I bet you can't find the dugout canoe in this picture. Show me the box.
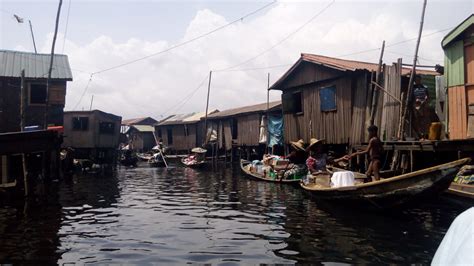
[240,159,302,184]
[300,158,471,209]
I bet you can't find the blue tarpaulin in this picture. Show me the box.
[268,115,283,147]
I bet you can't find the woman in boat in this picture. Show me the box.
[283,139,308,180]
[306,138,327,173]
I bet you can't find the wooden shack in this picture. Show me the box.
[156,110,218,153]
[121,117,158,152]
[269,53,438,146]
[205,102,282,151]
[442,14,474,139]
[0,50,73,132]
[63,110,122,164]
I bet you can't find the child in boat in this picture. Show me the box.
[348,125,383,182]
[283,139,308,180]
[306,138,327,173]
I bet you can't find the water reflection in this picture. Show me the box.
[0,163,470,264]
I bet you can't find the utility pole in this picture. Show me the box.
[370,40,385,125]
[398,0,427,140]
[20,70,29,196]
[203,71,212,144]
[44,0,63,129]
[89,95,94,111]
[29,20,37,54]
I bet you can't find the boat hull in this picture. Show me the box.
[301,158,470,209]
[181,158,206,168]
[447,183,474,199]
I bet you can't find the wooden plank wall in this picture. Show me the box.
[237,114,261,146]
[280,62,342,89]
[350,72,369,144]
[448,85,467,139]
[380,61,402,141]
[223,120,232,150]
[283,76,353,144]
[169,124,197,151]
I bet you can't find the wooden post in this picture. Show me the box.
[20,70,29,197]
[266,73,270,153]
[370,40,385,125]
[203,71,212,144]
[398,0,427,140]
[44,0,63,129]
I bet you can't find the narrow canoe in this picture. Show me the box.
[240,159,301,184]
[447,183,474,199]
[181,158,206,168]
[301,158,471,209]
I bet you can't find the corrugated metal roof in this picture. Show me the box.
[122,117,158,125]
[207,101,281,119]
[131,125,155,132]
[158,109,218,125]
[271,53,439,90]
[0,50,73,80]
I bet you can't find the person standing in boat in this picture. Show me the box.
[283,139,308,180]
[306,138,327,173]
[348,125,383,182]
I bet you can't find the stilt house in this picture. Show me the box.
[204,101,282,151]
[0,50,73,132]
[442,14,474,139]
[269,53,438,146]
[156,110,218,153]
[121,117,158,152]
[63,110,122,164]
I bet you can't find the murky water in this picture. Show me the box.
[0,163,471,264]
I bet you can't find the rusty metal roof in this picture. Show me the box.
[271,53,439,90]
[0,50,73,80]
[206,101,281,120]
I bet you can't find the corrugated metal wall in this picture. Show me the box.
[380,62,402,141]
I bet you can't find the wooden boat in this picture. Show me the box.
[181,147,207,168]
[240,159,302,183]
[148,152,166,167]
[136,153,153,161]
[447,183,474,199]
[300,158,470,209]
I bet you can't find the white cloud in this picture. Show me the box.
[36,1,460,120]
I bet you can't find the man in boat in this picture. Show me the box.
[412,75,436,140]
[282,139,308,180]
[306,138,327,173]
[348,125,383,182]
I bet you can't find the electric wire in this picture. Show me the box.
[215,0,335,72]
[92,1,276,75]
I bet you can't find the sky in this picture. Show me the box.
[1,0,473,120]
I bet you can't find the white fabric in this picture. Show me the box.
[432,207,474,266]
[259,115,267,144]
[330,171,355,188]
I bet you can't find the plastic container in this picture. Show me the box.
[24,125,40,132]
[428,122,442,140]
[47,126,64,133]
